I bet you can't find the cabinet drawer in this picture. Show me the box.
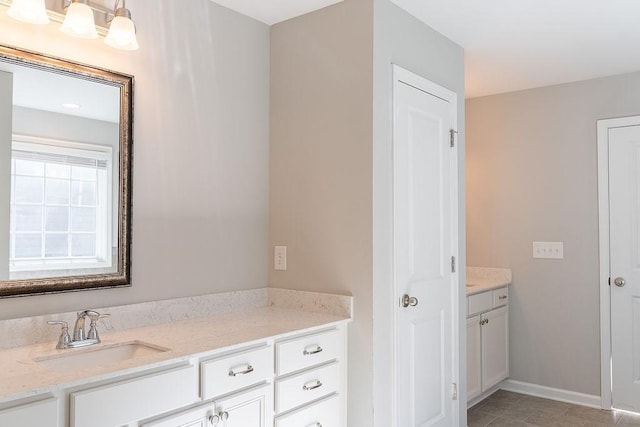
[275,362,341,414]
[201,345,273,400]
[71,365,198,427]
[468,291,492,316]
[493,287,509,307]
[0,398,58,427]
[275,393,340,427]
[276,328,342,376]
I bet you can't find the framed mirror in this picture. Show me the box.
[0,44,133,297]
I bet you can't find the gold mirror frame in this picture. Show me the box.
[0,44,133,298]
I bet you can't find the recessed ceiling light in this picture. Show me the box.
[62,103,81,109]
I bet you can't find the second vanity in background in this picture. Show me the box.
[466,267,512,406]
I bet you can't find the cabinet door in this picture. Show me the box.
[481,306,509,392]
[466,315,482,401]
[141,403,214,427]
[0,398,58,427]
[215,384,272,427]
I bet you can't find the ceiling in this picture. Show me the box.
[212,0,343,25]
[0,62,120,123]
[389,0,640,98]
[215,0,640,99]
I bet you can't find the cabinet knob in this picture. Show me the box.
[209,414,220,425]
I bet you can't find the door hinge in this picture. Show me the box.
[451,256,456,273]
[452,383,458,400]
[450,129,458,148]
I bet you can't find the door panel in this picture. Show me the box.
[393,67,457,427]
[610,125,640,411]
[481,307,509,392]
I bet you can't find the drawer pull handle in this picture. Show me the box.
[498,296,507,300]
[304,345,323,356]
[228,364,254,377]
[303,380,323,391]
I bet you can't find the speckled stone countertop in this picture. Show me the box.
[466,267,512,296]
[0,289,352,404]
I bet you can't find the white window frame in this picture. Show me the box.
[9,135,113,273]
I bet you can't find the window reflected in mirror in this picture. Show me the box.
[0,44,132,297]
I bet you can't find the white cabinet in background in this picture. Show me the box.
[0,397,58,427]
[482,306,509,392]
[466,316,482,400]
[467,286,509,403]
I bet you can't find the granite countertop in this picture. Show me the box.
[0,306,350,404]
[466,266,512,296]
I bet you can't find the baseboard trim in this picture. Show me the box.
[499,379,601,409]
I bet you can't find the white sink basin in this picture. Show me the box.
[35,341,170,371]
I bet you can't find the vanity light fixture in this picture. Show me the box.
[104,0,138,51]
[60,0,98,39]
[6,0,50,25]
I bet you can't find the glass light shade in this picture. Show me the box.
[60,2,98,39]
[7,0,50,25]
[105,15,139,51]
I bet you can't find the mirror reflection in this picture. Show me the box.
[0,45,132,296]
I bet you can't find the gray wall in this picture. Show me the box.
[13,106,119,147]
[0,72,11,280]
[0,0,270,319]
[269,1,374,425]
[466,71,640,396]
[372,0,466,424]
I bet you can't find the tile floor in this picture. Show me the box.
[468,390,640,426]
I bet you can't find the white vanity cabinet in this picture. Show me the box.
[273,327,346,425]
[0,397,59,426]
[467,286,509,403]
[0,320,348,427]
[144,384,272,427]
[71,365,199,427]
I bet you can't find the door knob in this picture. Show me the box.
[401,294,419,308]
[614,277,626,287]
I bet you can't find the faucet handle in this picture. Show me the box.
[47,321,71,349]
[86,311,110,342]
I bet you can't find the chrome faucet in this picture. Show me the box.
[47,310,110,349]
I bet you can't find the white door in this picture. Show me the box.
[606,121,640,411]
[393,65,458,427]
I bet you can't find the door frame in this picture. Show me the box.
[391,64,460,426]
[597,115,640,410]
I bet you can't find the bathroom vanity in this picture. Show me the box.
[0,289,351,427]
[466,267,512,406]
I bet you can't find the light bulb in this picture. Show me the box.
[7,0,50,25]
[60,2,98,39]
[105,10,138,51]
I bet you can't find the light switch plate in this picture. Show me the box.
[274,246,287,271]
[533,241,564,259]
